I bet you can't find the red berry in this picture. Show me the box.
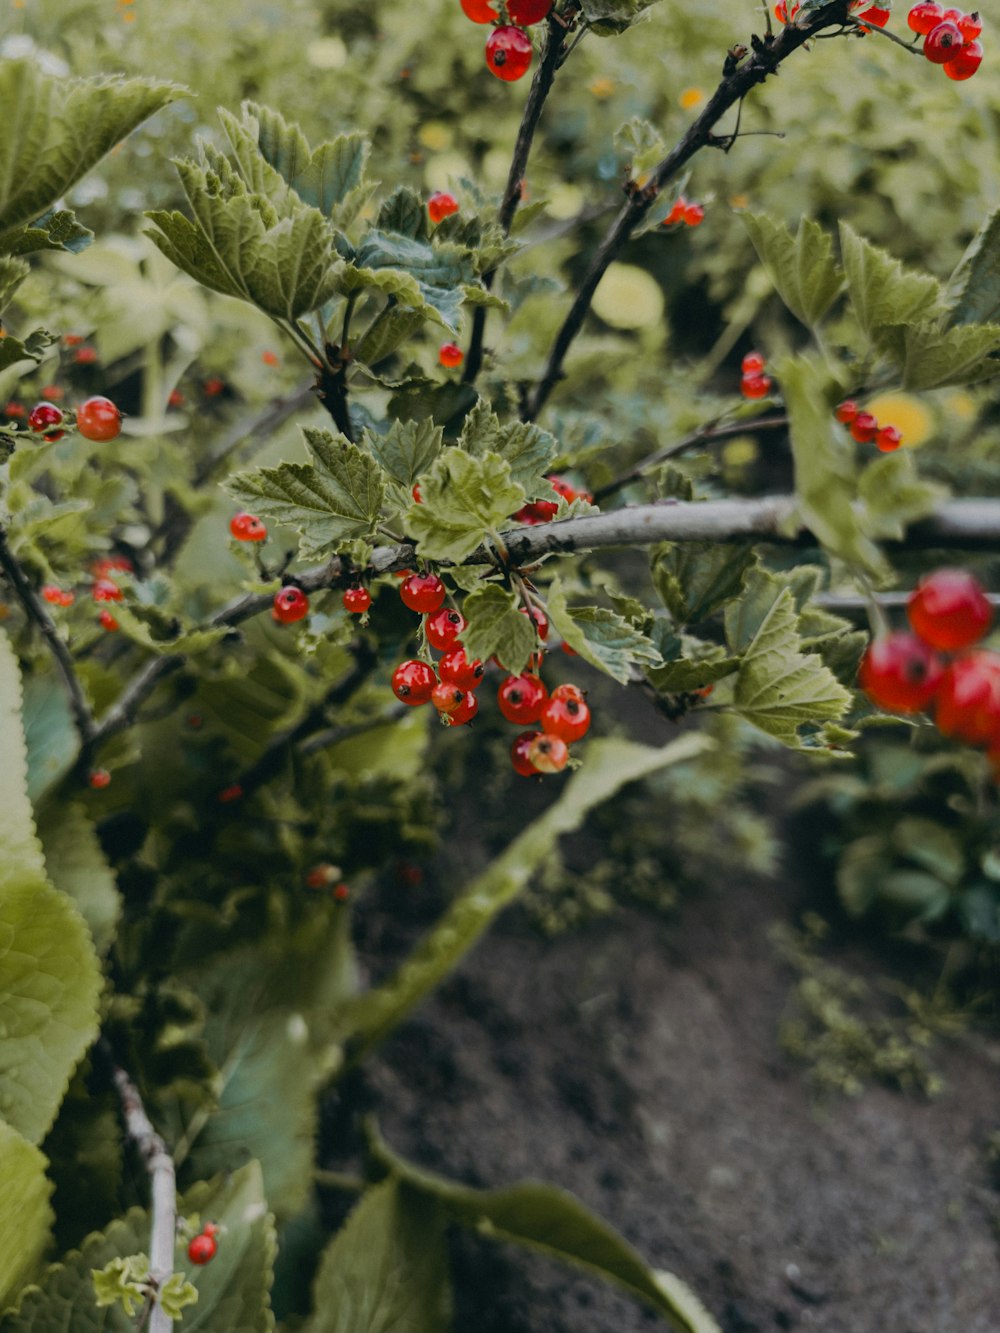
[3,401,25,417]
[923,19,964,60]
[444,691,479,726]
[272,587,310,624]
[439,341,464,369]
[261,349,280,367]
[431,680,466,714]
[857,3,891,25]
[63,334,85,347]
[907,568,992,650]
[428,190,460,222]
[332,883,350,902]
[73,346,98,365]
[485,25,533,81]
[392,659,437,705]
[540,694,591,743]
[849,411,878,444]
[217,783,244,804]
[741,351,766,375]
[498,672,548,724]
[168,389,184,407]
[835,400,859,424]
[513,500,560,524]
[98,609,120,632]
[439,646,485,691]
[943,38,983,77]
[87,768,111,790]
[520,604,549,640]
[663,198,687,226]
[908,0,943,29]
[508,0,553,24]
[511,730,542,776]
[741,374,772,399]
[957,9,982,39]
[92,555,133,577]
[400,573,446,614]
[92,578,122,603]
[551,683,586,704]
[76,396,121,443]
[305,863,338,890]
[858,632,945,714]
[28,402,65,439]
[682,202,705,227]
[343,586,372,614]
[460,0,498,22]
[412,483,423,504]
[875,425,903,452]
[426,607,467,650]
[528,732,570,773]
[230,512,267,541]
[40,385,63,402]
[203,376,225,397]
[42,584,66,604]
[187,1233,218,1266]
[935,651,1000,745]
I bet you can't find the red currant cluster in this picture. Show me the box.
[834,400,902,452]
[740,351,773,400]
[505,676,591,776]
[513,473,592,525]
[304,862,350,900]
[186,1222,219,1266]
[859,569,1000,772]
[459,0,553,82]
[41,554,132,631]
[662,197,705,228]
[909,3,983,79]
[391,576,484,726]
[21,395,122,444]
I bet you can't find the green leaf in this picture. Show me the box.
[0,329,53,373]
[241,103,371,218]
[898,319,1000,390]
[21,679,78,805]
[724,564,820,653]
[943,206,1000,326]
[353,306,426,368]
[579,0,664,33]
[364,420,443,490]
[304,1180,450,1333]
[340,734,712,1063]
[103,603,228,657]
[38,804,121,957]
[645,628,739,694]
[354,230,476,331]
[857,450,947,542]
[227,428,384,556]
[459,584,537,676]
[733,590,852,749]
[891,817,964,885]
[91,1255,150,1318]
[838,221,941,347]
[5,211,93,256]
[0,62,180,242]
[460,400,559,494]
[742,213,843,329]
[0,258,29,315]
[546,578,662,684]
[370,1128,719,1333]
[404,450,524,562]
[376,186,429,241]
[0,1122,52,1313]
[650,542,755,625]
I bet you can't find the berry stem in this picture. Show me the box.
[843,15,925,52]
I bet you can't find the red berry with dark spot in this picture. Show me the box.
[528,732,570,773]
[835,400,858,424]
[858,632,945,714]
[551,683,586,704]
[460,0,498,23]
[875,425,903,452]
[540,694,591,743]
[508,0,553,24]
[445,691,479,726]
[428,190,460,222]
[498,672,548,724]
[272,587,310,623]
[439,646,485,691]
[957,10,982,39]
[923,19,964,60]
[486,25,533,81]
[520,604,549,640]
[943,38,983,78]
[439,342,464,368]
[907,568,993,651]
[343,586,372,614]
[850,411,878,444]
[511,730,541,776]
[28,402,65,439]
[230,512,267,541]
[187,1233,218,1265]
[426,607,467,650]
[77,395,121,442]
[92,578,122,603]
[908,0,943,31]
[392,659,437,705]
[431,680,466,715]
[400,573,446,614]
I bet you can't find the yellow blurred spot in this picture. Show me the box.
[864,392,934,448]
[729,193,750,210]
[592,263,664,330]
[547,183,584,220]
[0,604,10,621]
[941,389,976,423]
[418,122,453,153]
[588,76,616,99]
[307,36,348,69]
[722,437,758,468]
[123,10,136,19]
[635,171,650,189]
[679,87,705,110]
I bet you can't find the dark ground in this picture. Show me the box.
[353,829,1000,1333]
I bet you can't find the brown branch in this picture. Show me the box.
[523,0,852,421]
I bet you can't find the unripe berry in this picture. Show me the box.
[28,402,65,439]
[858,632,945,714]
[76,395,122,442]
[908,0,944,29]
[400,572,446,614]
[343,586,372,614]
[428,190,460,222]
[439,342,464,368]
[528,733,570,773]
[425,607,467,650]
[507,0,553,23]
[272,586,310,624]
[497,672,548,724]
[849,411,878,444]
[875,425,903,452]
[392,659,437,705]
[943,38,983,78]
[907,568,992,650]
[187,1233,218,1266]
[230,512,267,541]
[923,19,964,61]
[485,25,533,81]
[431,680,466,715]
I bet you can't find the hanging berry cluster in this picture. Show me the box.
[18,394,122,444]
[459,0,554,82]
[909,4,983,80]
[859,569,1000,774]
[512,473,592,524]
[662,197,705,228]
[740,351,773,399]
[834,400,902,452]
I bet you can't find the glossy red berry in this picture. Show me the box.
[460,0,499,22]
[76,395,121,442]
[187,1233,218,1266]
[426,607,467,650]
[834,400,858,424]
[428,190,460,222]
[858,632,945,714]
[908,0,943,29]
[528,732,570,774]
[520,604,549,640]
[943,38,983,77]
[935,651,1000,745]
[923,19,964,60]
[272,587,310,624]
[230,512,267,541]
[439,342,464,369]
[540,694,591,743]
[87,768,111,790]
[663,198,687,225]
[513,500,560,524]
[392,659,437,705]
[511,730,542,776]
[875,425,903,452]
[42,584,67,605]
[98,609,120,632]
[486,25,533,81]
[682,202,705,227]
[28,402,66,439]
[857,4,891,26]
[741,374,772,399]
[551,683,586,704]
[439,646,486,691]
[431,680,466,714]
[92,578,122,603]
[445,690,479,726]
[508,0,553,22]
[907,568,993,650]
[498,672,548,724]
[741,351,766,375]
[957,9,981,39]
[343,586,372,614]
[849,411,878,444]
[400,573,446,614]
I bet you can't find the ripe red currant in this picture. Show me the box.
[98,609,120,632]
[439,342,464,369]
[87,768,111,790]
[908,0,943,30]
[551,682,586,704]
[849,411,878,444]
[935,651,1000,744]
[907,568,992,650]
[875,425,903,452]
[392,659,437,705]
[445,690,479,726]
[520,604,549,640]
[741,374,772,399]
[426,607,467,650]
[540,694,591,743]
[73,345,98,365]
[943,38,983,78]
[343,586,372,614]
[92,578,122,603]
[957,9,981,39]
[923,19,964,60]
[28,402,66,440]
[42,584,67,605]
[272,586,310,624]
[439,646,486,691]
[460,0,498,22]
[485,25,533,81]
[41,385,63,402]
[682,202,705,227]
[513,500,560,524]
[742,351,766,375]
[230,512,267,541]
[332,883,350,902]
[834,400,858,424]
[507,0,553,22]
[528,733,570,774]
[187,1233,218,1266]
[510,731,541,776]
[663,198,687,225]
[858,632,945,714]
[857,3,891,26]
[498,672,548,724]
[431,680,466,715]
[400,573,446,614]
[428,190,460,222]
[76,395,122,442]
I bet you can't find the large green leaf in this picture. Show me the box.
[340,734,711,1063]
[943,206,1000,327]
[460,400,559,495]
[0,259,29,316]
[838,221,941,348]
[898,319,1000,390]
[404,450,524,563]
[579,0,664,33]
[0,634,102,1145]
[38,804,121,957]
[228,427,384,555]
[304,1180,450,1333]
[743,213,843,329]
[370,1129,720,1333]
[546,578,662,684]
[353,230,476,330]
[459,584,537,676]
[0,62,179,241]
[651,542,755,626]
[20,680,79,805]
[243,103,371,219]
[364,420,443,490]
[857,451,946,542]
[0,1123,52,1314]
